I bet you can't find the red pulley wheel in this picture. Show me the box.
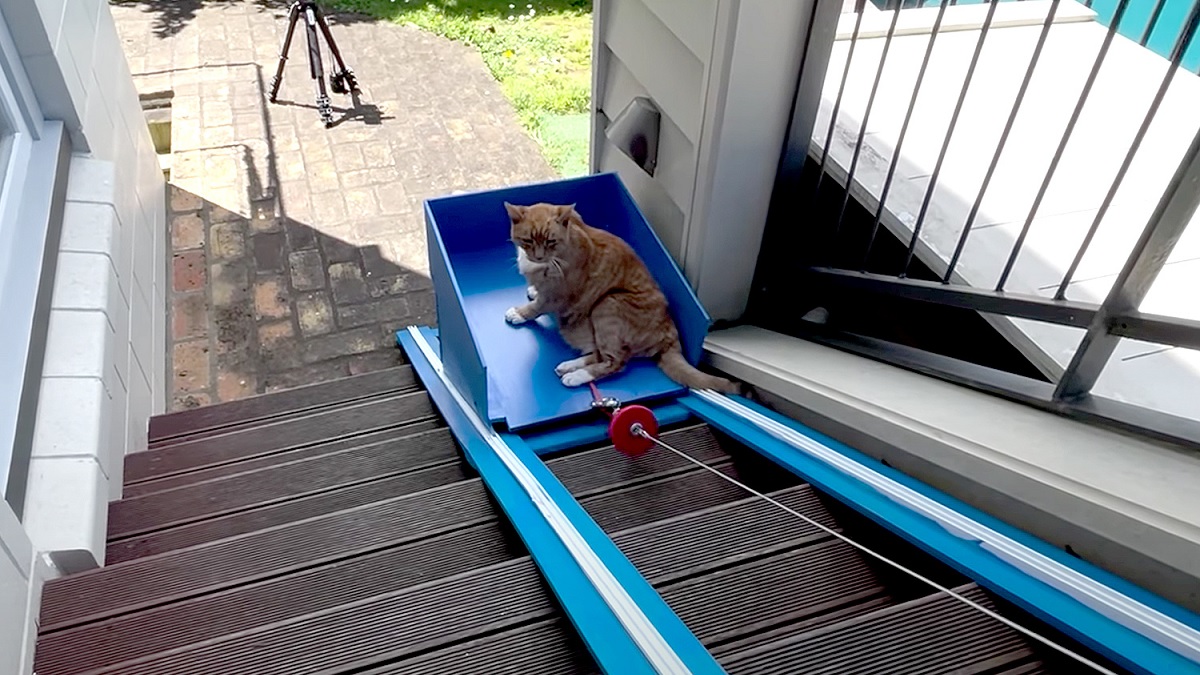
[609,404,658,457]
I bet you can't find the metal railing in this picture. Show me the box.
[754,0,1200,450]
[1089,0,1200,72]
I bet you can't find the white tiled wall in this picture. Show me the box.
[20,0,167,558]
[0,0,164,624]
[0,0,166,670]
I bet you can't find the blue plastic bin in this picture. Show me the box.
[424,173,711,431]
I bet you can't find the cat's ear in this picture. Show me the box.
[503,202,526,223]
[556,203,577,226]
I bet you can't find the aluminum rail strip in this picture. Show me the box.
[400,326,724,675]
[682,390,1200,675]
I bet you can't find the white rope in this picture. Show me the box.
[631,423,1121,675]
[698,391,1200,651]
[692,389,1200,663]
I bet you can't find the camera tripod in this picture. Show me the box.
[268,1,359,128]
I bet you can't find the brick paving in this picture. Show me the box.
[111,0,559,409]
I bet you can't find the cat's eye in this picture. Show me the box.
[546,239,557,248]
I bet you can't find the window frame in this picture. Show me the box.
[0,4,69,515]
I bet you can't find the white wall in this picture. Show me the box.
[591,0,811,320]
[15,0,167,550]
[0,503,47,675]
[0,0,166,671]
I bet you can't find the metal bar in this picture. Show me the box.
[834,2,905,241]
[900,0,1003,277]
[861,0,953,269]
[1056,0,1200,299]
[766,0,841,193]
[945,0,1063,287]
[813,0,869,205]
[1055,125,1200,400]
[786,326,1200,451]
[1140,0,1167,45]
[991,0,1129,290]
[809,266,1098,327]
[810,267,1200,350]
[1110,312,1200,352]
[753,0,841,307]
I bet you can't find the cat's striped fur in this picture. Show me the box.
[503,202,740,394]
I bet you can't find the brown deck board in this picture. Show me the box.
[721,585,1035,674]
[121,418,444,499]
[106,461,474,564]
[38,481,840,675]
[40,478,497,632]
[36,523,520,675]
[108,427,461,539]
[36,362,1068,675]
[148,366,417,445]
[363,619,598,675]
[124,390,436,484]
[41,426,729,631]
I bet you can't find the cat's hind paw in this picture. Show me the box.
[555,356,590,377]
[560,369,595,387]
[526,285,538,301]
[504,307,528,325]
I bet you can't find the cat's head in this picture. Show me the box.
[505,202,578,267]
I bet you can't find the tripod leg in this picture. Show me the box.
[312,6,359,93]
[303,6,334,127]
[269,3,301,102]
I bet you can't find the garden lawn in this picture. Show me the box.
[327,0,593,175]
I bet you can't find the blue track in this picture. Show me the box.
[401,321,1200,674]
[400,326,724,675]
[682,390,1200,675]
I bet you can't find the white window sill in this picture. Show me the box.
[704,325,1200,614]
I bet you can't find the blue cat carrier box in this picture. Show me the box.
[424,172,712,431]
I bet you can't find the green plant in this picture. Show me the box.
[328,0,592,174]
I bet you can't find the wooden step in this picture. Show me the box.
[149,365,418,446]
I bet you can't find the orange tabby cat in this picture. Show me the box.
[503,201,740,394]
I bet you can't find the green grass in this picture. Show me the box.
[533,111,590,176]
[327,0,593,175]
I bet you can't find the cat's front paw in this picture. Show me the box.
[526,285,538,301]
[560,369,595,387]
[504,307,528,325]
[555,356,590,377]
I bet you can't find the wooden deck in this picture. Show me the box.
[819,0,1200,421]
[32,362,1084,674]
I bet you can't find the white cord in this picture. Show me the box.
[631,424,1121,675]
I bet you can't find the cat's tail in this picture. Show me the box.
[657,345,742,395]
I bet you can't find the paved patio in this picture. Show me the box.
[110,0,558,409]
